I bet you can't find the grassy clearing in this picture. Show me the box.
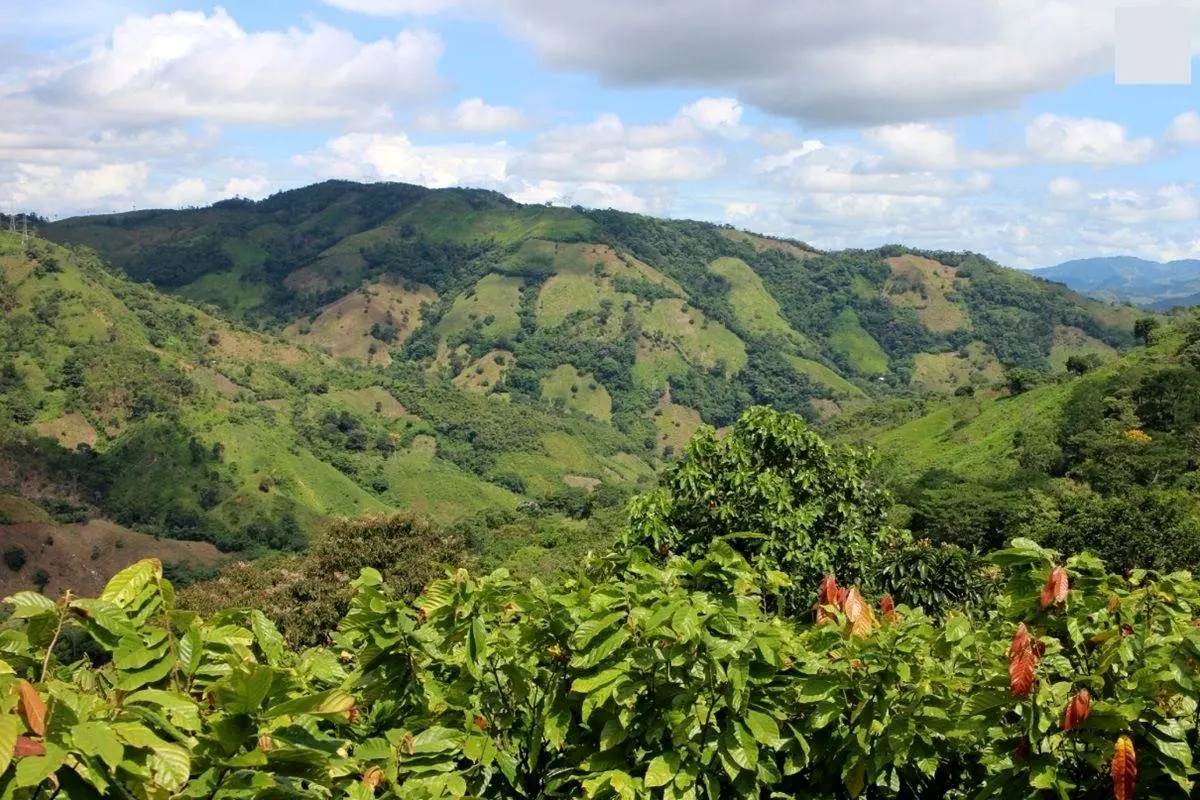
[326,387,412,421]
[0,496,52,524]
[541,364,613,421]
[453,350,513,394]
[638,300,747,374]
[873,380,1075,482]
[785,355,865,398]
[633,337,691,392]
[719,229,819,260]
[437,273,522,340]
[396,197,596,245]
[377,448,519,520]
[284,280,435,366]
[33,412,98,449]
[884,255,971,333]
[829,308,889,375]
[709,257,807,343]
[1049,326,1118,371]
[910,342,1005,392]
[652,401,704,455]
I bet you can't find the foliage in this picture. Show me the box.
[2,548,25,572]
[180,513,466,646]
[623,406,895,611]
[4,536,1200,799]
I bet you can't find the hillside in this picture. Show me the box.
[45,181,1140,441]
[832,318,1200,572]
[1033,254,1200,308]
[0,230,657,565]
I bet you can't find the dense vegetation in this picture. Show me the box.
[44,181,1140,437]
[3,407,1198,798]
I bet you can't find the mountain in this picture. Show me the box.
[1032,255,1200,308]
[0,229,657,569]
[44,180,1139,441]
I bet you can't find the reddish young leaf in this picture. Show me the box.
[13,737,45,758]
[842,588,876,638]
[1111,736,1136,800]
[1062,688,1091,731]
[17,681,45,736]
[879,593,897,623]
[835,587,850,607]
[1014,737,1030,763]
[1039,565,1069,609]
[818,574,839,607]
[363,766,385,792]
[1008,624,1037,697]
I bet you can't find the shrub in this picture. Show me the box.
[2,546,26,571]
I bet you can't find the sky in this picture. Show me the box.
[4,1,1200,268]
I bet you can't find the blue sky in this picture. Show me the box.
[4,0,1200,267]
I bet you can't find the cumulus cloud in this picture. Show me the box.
[493,0,1127,125]
[755,140,992,197]
[1165,111,1200,144]
[298,132,512,187]
[2,161,148,209]
[1025,114,1154,166]
[415,98,527,132]
[34,8,445,125]
[1048,176,1082,197]
[161,177,209,207]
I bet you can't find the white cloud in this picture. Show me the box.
[35,8,445,125]
[161,177,208,207]
[493,0,1132,125]
[416,98,527,132]
[223,176,271,199]
[322,0,459,16]
[1165,111,1200,144]
[299,132,512,188]
[680,97,743,134]
[3,161,148,208]
[1048,176,1082,197]
[1084,184,1199,225]
[508,180,652,213]
[755,140,992,196]
[1025,114,1154,166]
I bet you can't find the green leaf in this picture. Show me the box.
[4,592,55,619]
[13,744,65,788]
[264,689,355,720]
[645,754,679,788]
[101,559,162,608]
[216,666,274,714]
[746,710,781,747]
[0,713,18,776]
[71,721,124,769]
[150,743,191,791]
[571,628,630,670]
[249,610,286,667]
[178,624,202,676]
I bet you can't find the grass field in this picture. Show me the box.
[910,342,1005,392]
[638,300,747,374]
[541,364,613,421]
[653,401,705,455]
[709,257,808,343]
[1049,325,1118,371]
[284,280,435,365]
[633,336,691,392]
[786,355,866,397]
[437,273,523,341]
[884,255,971,333]
[829,308,889,375]
[453,350,513,394]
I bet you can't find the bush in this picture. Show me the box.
[2,546,26,571]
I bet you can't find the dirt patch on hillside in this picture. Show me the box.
[33,413,97,449]
[214,330,307,366]
[285,280,436,366]
[0,519,224,598]
[720,229,819,260]
[884,255,970,333]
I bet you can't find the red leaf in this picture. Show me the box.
[13,736,45,758]
[880,593,897,623]
[1111,736,1136,800]
[818,574,839,607]
[1039,565,1069,609]
[1008,624,1038,697]
[1062,688,1091,731]
[842,588,876,638]
[17,681,45,736]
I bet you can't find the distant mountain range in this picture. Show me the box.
[1032,256,1200,309]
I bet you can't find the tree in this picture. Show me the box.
[623,406,896,610]
[1134,316,1160,345]
[1064,353,1101,375]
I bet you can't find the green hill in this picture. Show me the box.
[44,181,1142,440]
[0,230,657,558]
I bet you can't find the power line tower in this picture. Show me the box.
[20,213,28,244]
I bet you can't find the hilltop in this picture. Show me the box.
[45,180,1140,448]
[0,230,657,575]
[1033,254,1200,308]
